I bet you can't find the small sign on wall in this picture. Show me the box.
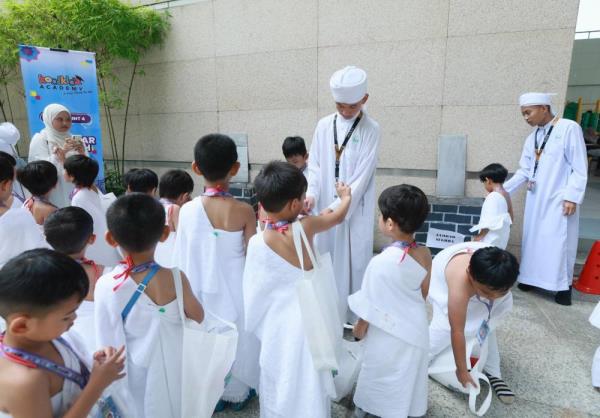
[426,228,465,249]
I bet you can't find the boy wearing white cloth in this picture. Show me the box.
[349,184,432,418]
[471,163,513,249]
[244,161,351,418]
[174,134,259,410]
[504,92,587,305]
[64,155,120,267]
[0,249,125,418]
[0,157,46,268]
[428,243,519,404]
[155,170,193,268]
[95,194,204,418]
[305,66,380,322]
[44,207,108,357]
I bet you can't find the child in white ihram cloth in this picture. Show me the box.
[428,242,519,405]
[44,207,111,358]
[470,163,513,249]
[95,193,204,418]
[64,155,120,267]
[155,169,193,268]
[349,184,432,418]
[244,161,352,418]
[174,134,259,410]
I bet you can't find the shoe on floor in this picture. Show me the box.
[517,283,535,292]
[230,389,256,411]
[485,373,515,404]
[555,287,572,306]
[214,399,228,413]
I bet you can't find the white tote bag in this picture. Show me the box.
[428,338,492,416]
[332,339,364,401]
[293,221,343,372]
[173,269,239,418]
[590,301,600,329]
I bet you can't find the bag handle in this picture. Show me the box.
[121,264,160,323]
[468,372,492,416]
[292,221,318,273]
[173,268,186,324]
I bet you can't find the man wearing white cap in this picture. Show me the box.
[305,66,381,322]
[504,92,587,305]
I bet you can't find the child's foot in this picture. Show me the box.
[517,283,535,292]
[555,287,572,306]
[214,399,229,413]
[230,389,256,411]
[485,373,515,404]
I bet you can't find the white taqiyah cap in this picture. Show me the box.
[330,66,367,104]
[519,92,559,114]
[0,122,20,146]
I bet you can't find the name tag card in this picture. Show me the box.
[426,228,465,249]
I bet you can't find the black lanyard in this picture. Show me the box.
[532,124,554,179]
[333,113,362,181]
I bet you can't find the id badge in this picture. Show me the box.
[527,180,536,192]
[97,395,123,418]
[477,320,490,345]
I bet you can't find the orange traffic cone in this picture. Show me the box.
[574,241,600,295]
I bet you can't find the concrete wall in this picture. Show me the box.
[566,38,600,106]
[1,0,580,253]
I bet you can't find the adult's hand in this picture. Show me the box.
[563,200,577,216]
[54,146,66,164]
[304,196,315,212]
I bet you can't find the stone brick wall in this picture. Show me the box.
[230,182,258,212]
[415,196,484,254]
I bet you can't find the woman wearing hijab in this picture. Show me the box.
[28,104,86,207]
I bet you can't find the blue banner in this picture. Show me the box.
[19,45,105,190]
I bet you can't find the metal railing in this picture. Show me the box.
[575,30,600,40]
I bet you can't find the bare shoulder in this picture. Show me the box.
[0,361,48,400]
[411,246,432,270]
[232,199,256,219]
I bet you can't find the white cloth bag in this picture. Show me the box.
[173,269,238,418]
[332,339,364,401]
[428,337,492,416]
[293,221,343,372]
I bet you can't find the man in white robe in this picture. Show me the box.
[305,66,380,322]
[504,92,588,305]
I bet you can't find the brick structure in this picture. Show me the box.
[229,182,258,212]
[415,196,484,255]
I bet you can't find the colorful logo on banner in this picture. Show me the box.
[19,45,105,190]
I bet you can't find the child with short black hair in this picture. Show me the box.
[45,207,105,356]
[428,243,519,405]
[0,158,46,267]
[64,155,120,267]
[174,134,259,410]
[95,193,204,418]
[123,168,158,195]
[155,169,194,268]
[17,160,58,225]
[282,136,309,176]
[349,184,432,418]
[470,163,513,249]
[0,249,125,418]
[244,160,352,417]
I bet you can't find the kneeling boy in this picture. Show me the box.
[428,242,519,404]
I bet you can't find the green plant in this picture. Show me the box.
[103,167,126,197]
[0,0,170,174]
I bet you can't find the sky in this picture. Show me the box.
[576,0,600,32]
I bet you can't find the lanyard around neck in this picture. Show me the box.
[532,117,559,179]
[333,113,362,181]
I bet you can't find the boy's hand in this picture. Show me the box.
[335,182,351,199]
[352,319,368,340]
[456,368,478,390]
[89,345,126,389]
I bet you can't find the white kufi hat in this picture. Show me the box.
[519,92,556,114]
[330,66,368,104]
